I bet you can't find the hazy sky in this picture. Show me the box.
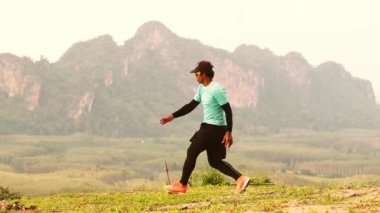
[1,0,379,102]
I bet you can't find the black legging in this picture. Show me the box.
[180,123,241,185]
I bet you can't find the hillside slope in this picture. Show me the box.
[0,21,379,136]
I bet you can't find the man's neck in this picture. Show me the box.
[202,78,212,87]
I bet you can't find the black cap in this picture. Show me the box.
[190,60,214,77]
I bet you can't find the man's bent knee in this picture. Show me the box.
[208,159,222,169]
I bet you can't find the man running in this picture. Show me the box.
[160,60,250,194]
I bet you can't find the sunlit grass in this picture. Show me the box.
[19,184,380,212]
[0,130,379,197]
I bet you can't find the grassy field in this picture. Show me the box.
[0,129,379,196]
[14,184,380,212]
[0,129,379,212]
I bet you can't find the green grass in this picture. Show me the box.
[18,184,379,212]
[0,129,379,196]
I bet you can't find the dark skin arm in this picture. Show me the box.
[159,114,174,125]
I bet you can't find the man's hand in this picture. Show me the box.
[222,131,233,148]
[160,114,174,125]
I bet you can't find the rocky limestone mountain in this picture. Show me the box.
[0,21,379,136]
[0,54,41,111]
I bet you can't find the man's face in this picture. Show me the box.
[194,71,205,84]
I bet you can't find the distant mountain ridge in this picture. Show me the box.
[0,21,379,136]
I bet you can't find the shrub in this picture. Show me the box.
[0,186,21,200]
[190,169,227,186]
[250,174,272,185]
[299,169,315,176]
[202,169,227,186]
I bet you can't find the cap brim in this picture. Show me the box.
[189,69,197,73]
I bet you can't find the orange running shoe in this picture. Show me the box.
[236,176,250,194]
[166,181,187,194]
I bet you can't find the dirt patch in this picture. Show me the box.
[1,200,37,211]
[284,204,348,213]
[283,187,380,213]
[154,201,211,211]
[337,189,368,198]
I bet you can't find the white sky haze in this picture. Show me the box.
[1,0,379,102]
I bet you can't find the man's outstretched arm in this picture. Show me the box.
[160,99,199,125]
[172,99,200,118]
